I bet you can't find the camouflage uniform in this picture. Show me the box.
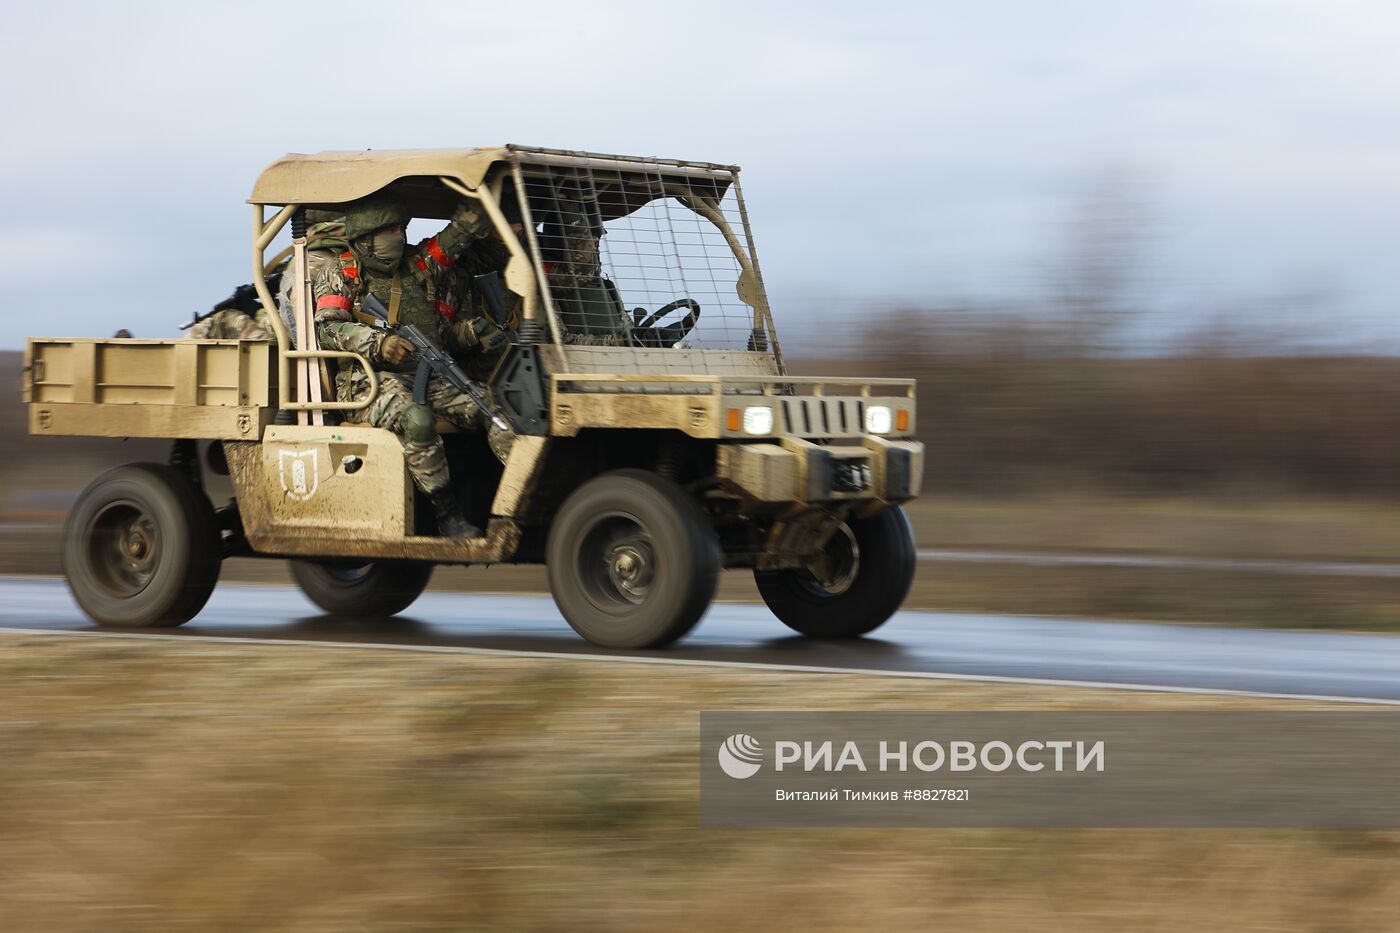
[186,307,273,340]
[541,185,605,292]
[311,193,514,503]
[444,240,519,381]
[186,269,296,341]
[539,189,630,345]
[274,211,354,343]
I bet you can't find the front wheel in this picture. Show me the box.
[62,463,221,627]
[290,560,434,618]
[547,470,719,649]
[755,506,915,638]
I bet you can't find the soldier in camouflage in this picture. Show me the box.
[310,191,515,538]
[183,212,348,342]
[537,181,633,345]
[185,305,274,340]
[275,210,354,342]
[541,182,604,291]
[442,196,528,381]
[538,181,698,349]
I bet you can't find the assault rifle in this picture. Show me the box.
[180,273,282,331]
[358,293,514,434]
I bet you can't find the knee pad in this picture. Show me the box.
[400,403,438,445]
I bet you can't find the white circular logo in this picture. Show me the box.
[718,733,763,779]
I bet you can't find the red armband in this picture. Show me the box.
[425,236,455,267]
[316,295,352,312]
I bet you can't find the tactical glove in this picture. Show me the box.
[450,201,488,236]
[466,317,515,354]
[380,334,415,365]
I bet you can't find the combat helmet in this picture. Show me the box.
[304,208,349,250]
[343,191,410,241]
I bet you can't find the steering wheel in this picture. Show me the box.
[630,298,701,348]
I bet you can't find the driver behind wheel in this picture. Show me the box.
[538,180,629,344]
[536,181,698,349]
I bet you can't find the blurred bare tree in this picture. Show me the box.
[808,177,1400,496]
[1045,165,1154,356]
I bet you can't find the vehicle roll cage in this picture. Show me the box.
[249,146,780,424]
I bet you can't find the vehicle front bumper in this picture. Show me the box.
[716,436,924,507]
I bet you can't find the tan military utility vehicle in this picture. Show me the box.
[24,146,923,649]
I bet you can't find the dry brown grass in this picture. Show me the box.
[909,494,1400,561]
[0,633,1395,932]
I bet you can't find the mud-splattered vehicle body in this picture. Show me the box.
[25,146,922,648]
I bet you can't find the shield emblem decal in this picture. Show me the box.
[278,448,320,501]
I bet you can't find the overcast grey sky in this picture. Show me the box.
[1,0,1397,351]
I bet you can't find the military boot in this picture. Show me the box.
[429,489,480,539]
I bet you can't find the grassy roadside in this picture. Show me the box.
[909,494,1400,561]
[0,633,1395,932]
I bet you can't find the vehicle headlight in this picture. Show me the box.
[743,405,774,435]
[865,405,893,435]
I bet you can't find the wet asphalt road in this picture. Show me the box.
[2,578,1400,702]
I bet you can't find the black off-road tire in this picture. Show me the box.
[290,560,434,618]
[62,463,221,627]
[755,506,915,639]
[547,469,719,649]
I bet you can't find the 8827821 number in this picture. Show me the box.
[908,788,970,802]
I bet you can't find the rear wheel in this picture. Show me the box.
[755,506,915,638]
[290,560,434,618]
[62,463,221,627]
[548,470,719,649]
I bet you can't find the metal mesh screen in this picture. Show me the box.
[515,160,769,362]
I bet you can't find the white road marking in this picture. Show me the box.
[0,625,1392,707]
